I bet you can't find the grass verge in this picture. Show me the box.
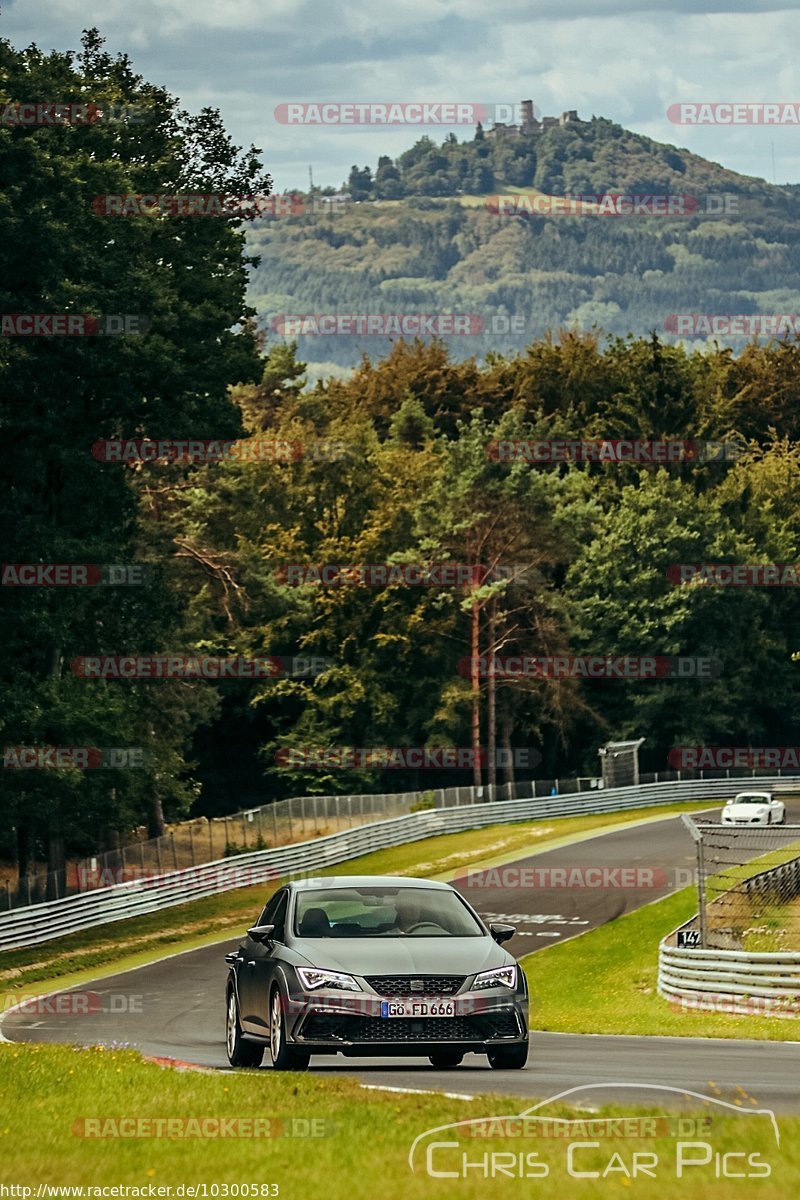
[0,1041,795,1197]
[0,802,709,997]
[521,887,800,1040]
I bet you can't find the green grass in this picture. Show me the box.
[707,838,800,894]
[0,802,709,999]
[0,1041,796,1197]
[743,892,800,951]
[522,888,800,1040]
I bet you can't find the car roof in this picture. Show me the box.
[285,875,453,891]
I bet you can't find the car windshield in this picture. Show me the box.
[734,795,770,805]
[293,886,484,938]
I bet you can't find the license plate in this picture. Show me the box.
[380,998,456,1018]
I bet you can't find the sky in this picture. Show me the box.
[4,0,800,190]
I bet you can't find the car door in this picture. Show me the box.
[239,890,287,1030]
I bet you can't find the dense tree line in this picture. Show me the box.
[145,333,800,819]
[344,117,775,202]
[0,31,270,884]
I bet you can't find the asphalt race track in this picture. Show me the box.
[4,805,800,1112]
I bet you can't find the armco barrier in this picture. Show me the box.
[658,831,800,1015]
[658,931,800,1013]
[0,775,795,952]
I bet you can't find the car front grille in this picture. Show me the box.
[300,1011,520,1043]
[363,975,466,996]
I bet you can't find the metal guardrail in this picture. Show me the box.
[658,935,800,1011]
[0,774,795,953]
[740,856,800,902]
[11,766,800,909]
[658,830,800,1015]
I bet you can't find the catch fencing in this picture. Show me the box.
[7,765,800,909]
[658,816,800,1016]
[687,817,800,951]
[2,774,797,952]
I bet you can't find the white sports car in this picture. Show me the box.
[721,792,786,826]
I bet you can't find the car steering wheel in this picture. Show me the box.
[404,921,446,933]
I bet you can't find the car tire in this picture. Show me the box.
[487,1041,528,1070]
[780,811,787,825]
[268,986,310,1071]
[226,986,264,1068]
[428,1052,464,1068]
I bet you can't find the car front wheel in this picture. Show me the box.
[226,986,264,1068]
[268,987,310,1071]
[487,1041,528,1070]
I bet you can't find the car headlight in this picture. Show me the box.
[472,966,517,990]
[754,808,767,816]
[296,967,360,991]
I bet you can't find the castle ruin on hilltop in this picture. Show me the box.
[485,100,581,139]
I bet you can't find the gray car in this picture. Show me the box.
[224,875,529,1071]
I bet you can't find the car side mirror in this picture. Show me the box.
[489,922,516,944]
[247,924,275,944]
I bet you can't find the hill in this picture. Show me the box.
[247,116,800,372]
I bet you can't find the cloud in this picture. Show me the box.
[4,1,800,187]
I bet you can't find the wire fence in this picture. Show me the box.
[4,777,792,952]
[3,792,426,911]
[6,765,800,911]
[688,818,800,951]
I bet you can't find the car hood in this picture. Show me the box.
[290,936,512,977]
[725,803,769,817]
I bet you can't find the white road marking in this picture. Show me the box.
[361,1083,476,1100]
